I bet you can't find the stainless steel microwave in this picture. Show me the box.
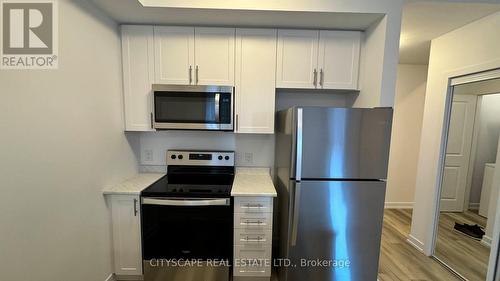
[153,85,234,131]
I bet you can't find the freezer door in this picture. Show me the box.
[285,180,386,281]
[293,107,393,180]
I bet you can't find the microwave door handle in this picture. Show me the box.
[214,93,220,123]
[142,198,230,206]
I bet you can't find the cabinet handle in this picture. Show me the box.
[189,65,192,84]
[241,236,266,243]
[133,199,138,216]
[150,112,153,129]
[242,220,264,226]
[195,65,199,84]
[235,114,239,131]
[313,69,317,87]
[242,203,264,209]
[320,69,324,87]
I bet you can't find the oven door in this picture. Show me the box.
[141,197,233,281]
[153,85,234,131]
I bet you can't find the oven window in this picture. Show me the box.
[155,92,218,123]
[142,202,233,260]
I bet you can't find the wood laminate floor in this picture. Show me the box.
[378,209,461,281]
[434,211,490,281]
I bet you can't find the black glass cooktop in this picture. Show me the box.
[141,165,234,198]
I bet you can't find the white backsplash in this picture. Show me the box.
[137,130,275,168]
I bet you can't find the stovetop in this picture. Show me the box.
[141,175,233,198]
[141,150,235,198]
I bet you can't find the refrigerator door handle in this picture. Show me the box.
[296,108,303,181]
[291,182,301,246]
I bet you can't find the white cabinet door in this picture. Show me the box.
[194,27,235,86]
[111,195,142,276]
[318,31,361,90]
[154,26,194,85]
[121,25,154,131]
[276,29,319,89]
[235,29,277,134]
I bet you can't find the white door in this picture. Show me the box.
[194,27,235,86]
[235,28,277,134]
[318,31,361,90]
[111,195,142,276]
[441,94,478,212]
[154,26,194,85]
[276,29,319,89]
[121,25,155,131]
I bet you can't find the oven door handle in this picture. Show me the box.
[142,198,230,206]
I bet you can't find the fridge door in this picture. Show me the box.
[286,180,386,281]
[292,107,393,180]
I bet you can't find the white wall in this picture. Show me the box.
[0,1,138,281]
[470,93,500,204]
[411,11,500,255]
[385,64,428,208]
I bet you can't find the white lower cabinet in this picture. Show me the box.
[109,195,143,277]
[234,197,273,280]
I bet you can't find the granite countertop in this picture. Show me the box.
[231,167,277,197]
[103,173,166,195]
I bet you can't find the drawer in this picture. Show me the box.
[234,212,273,230]
[234,228,272,245]
[234,244,272,277]
[235,197,273,213]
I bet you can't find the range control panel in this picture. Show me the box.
[167,150,235,166]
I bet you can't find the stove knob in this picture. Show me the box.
[218,155,223,160]
[178,155,183,160]
[171,154,176,159]
[225,156,230,160]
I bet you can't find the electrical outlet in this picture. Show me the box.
[244,152,253,165]
[143,149,154,162]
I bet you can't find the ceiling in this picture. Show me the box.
[90,0,383,30]
[400,0,500,65]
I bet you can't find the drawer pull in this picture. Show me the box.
[242,203,265,209]
[238,270,266,273]
[240,236,266,243]
[242,220,265,226]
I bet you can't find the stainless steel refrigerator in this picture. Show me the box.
[275,107,393,281]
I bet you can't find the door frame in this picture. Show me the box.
[429,68,500,281]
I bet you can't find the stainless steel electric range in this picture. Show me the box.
[141,150,235,281]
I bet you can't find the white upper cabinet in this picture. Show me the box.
[235,29,277,134]
[154,26,195,85]
[276,29,361,90]
[318,31,361,90]
[194,27,235,86]
[121,25,154,131]
[276,29,319,89]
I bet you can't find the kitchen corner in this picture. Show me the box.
[103,161,278,281]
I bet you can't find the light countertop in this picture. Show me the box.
[231,168,277,197]
[103,173,166,195]
[486,163,496,168]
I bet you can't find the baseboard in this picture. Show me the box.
[481,235,492,248]
[468,203,480,210]
[105,274,115,281]
[407,234,425,253]
[385,202,414,209]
